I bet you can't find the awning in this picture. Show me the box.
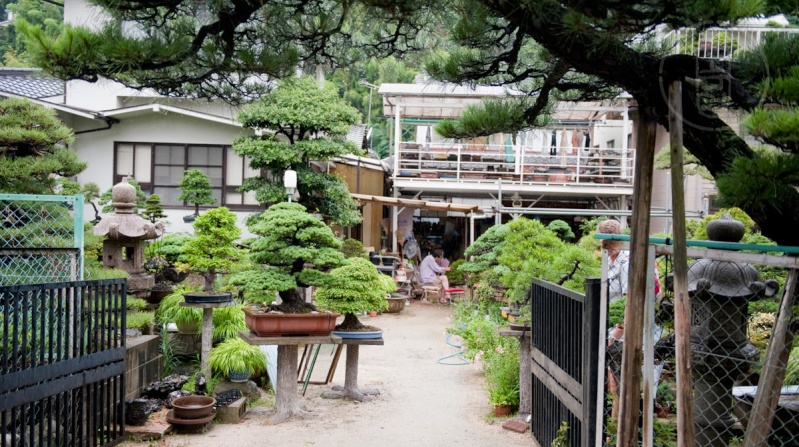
[351,193,482,214]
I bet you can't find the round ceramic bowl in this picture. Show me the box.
[171,395,216,419]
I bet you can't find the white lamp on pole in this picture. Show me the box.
[284,169,297,202]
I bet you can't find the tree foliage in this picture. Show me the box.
[178,168,216,216]
[233,202,345,313]
[314,257,392,330]
[233,76,363,226]
[1,0,63,67]
[0,97,83,194]
[19,0,799,245]
[143,194,166,223]
[178,207,241,293]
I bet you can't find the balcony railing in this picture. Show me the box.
[662,26,799,60]
[394,142,635,185]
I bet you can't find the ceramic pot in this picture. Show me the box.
[227,370,251,383]
[243,308,340,337]
[171,395,215,419]
[182,292,233,304]
[176,320,200,335]
[492,404,515,417]
[182,215,196,223]
[385,296,406,313]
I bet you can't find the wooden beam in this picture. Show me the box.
[668,80,696,447]
[744,269,798,447]
[617,112,657,447]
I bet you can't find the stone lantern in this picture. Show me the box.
[93,179,164,295]
[687,214,778,446]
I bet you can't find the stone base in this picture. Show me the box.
[127,273,155,294]
[171,333,200,356]
[125,409,172,441]
[216,397,246,424]
[125,335,162,401]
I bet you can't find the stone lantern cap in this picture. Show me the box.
[93,179,164,240]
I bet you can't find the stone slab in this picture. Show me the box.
[501,419,530,433]
[216,397,247,424]
[125,409,172,441]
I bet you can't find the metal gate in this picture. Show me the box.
[529,278,602,447]
[0,279,126,446]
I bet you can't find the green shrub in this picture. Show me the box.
[484,337,520,407]
[212,303,247,341]
[156,285,203,326]
[446,259,466,285]
[209,337,267,376]
[315,257,392,330]
[341,238,367,258]
[126,311,155,332]
[127,297,149,311]
[146,234,195,264]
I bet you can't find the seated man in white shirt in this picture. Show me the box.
[419,248,451,303]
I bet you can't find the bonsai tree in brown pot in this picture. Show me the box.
[231,201,345,332]
[177,207,241,302]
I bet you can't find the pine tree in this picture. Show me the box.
[233,76,363,226]
[178,169,216,217]
[143,194,167,223]
[0,97,84,194]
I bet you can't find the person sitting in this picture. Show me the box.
[419,248,451,303]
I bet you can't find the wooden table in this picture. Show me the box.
[180,300,235,378]
[240,331,384,422]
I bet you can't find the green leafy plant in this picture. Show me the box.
[341,238,367,259]
[127,297,149,311]
[177,207,241,293]
[145,234,195,264]
[178,168,216,217]
[547,219,575,241]
[784,346,799,386]
[314,257,393,331]
[483,338,520,407]
[551,421,570,447]
[142,194,167,223]
[446,259,466,285]
[126,311,154,332]
[208,337,267,377]
[156,285,203,328]
[212,303,247,341]
[231,202,345,313]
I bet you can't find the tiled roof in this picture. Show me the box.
[0,68,64,99]
[345,124,368,148]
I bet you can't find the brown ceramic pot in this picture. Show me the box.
[243,308,340,337]
[492,404,515,417]
[171,395,215,419]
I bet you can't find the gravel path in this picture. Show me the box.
[122,301,531,447]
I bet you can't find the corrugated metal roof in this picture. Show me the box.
[0,68,64,99]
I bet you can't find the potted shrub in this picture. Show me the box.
[446,258,466,286]
[230,202,345,336]
[177,207,241,302]
[314,258,394,338]
[208,337,267,382]
[178,169,216,222]
[157,286,203,334]
[484,338,520,416]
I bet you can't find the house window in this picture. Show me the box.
[114,142,260,209]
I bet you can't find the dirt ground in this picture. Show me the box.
[121,300,531,447]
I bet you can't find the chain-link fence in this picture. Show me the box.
[0,194,84,286]
[600,240,799,447]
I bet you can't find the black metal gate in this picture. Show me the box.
[529,278,602,447]
[0,279,127,446]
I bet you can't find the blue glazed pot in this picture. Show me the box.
[227,370,251,383]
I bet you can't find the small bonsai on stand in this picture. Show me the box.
[315,257,393,334]
[178,169,216,222]
[178,207,241,298]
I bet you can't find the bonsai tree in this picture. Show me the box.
[80,182,102,223]
[341,238,367,259]
[178,207,241,294]
[208,337,266,380]
[314,258,394,332]
[143,194,167,223]
[233,76,363,226]
[178,168,216,217]
[233,202,345,313]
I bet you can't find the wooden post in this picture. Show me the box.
[743,269,798,447]
[668,80,696,447]
[617,111,656,447]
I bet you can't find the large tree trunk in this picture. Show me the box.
[271,287,316,313]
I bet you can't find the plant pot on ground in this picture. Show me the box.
[208,337,267,382]
[177,207,241,303]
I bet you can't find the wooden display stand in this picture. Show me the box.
[180,300,235,378]
[240,331,385,422]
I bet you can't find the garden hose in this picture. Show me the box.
[437,333,469,365]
